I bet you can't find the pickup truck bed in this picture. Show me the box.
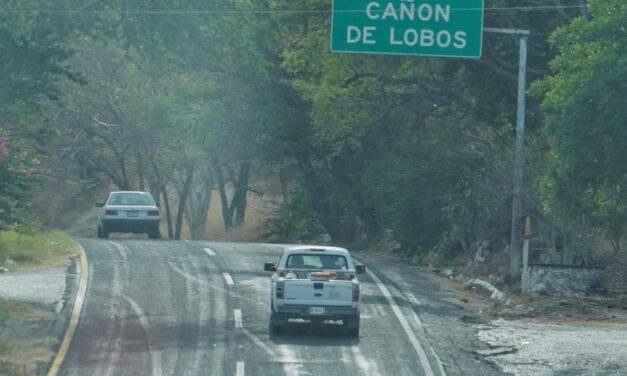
[265,246,365,336]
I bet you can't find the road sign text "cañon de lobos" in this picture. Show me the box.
[331,0,484,58]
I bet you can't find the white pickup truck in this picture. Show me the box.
[264,246,365,336]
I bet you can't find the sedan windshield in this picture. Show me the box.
[108,193,154,206]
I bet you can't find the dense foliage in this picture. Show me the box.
[533,0,627,254]
[1,1,624,261]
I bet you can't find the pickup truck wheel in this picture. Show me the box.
[270,312,286,334]
[344,314,360,337]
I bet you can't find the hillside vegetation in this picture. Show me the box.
[0,0,624,273]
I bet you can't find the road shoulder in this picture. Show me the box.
[352,250,502,376]
[0,243,84,375]
[364,252,627,375]
[0,257,79,375]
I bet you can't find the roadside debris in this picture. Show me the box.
[464,278,506,303]
[475,346,517,357]
[501,304,535,319]
[441,268,454,278]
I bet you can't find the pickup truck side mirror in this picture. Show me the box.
[95,202,104,208]
[264,262,277,272]
[355,264,366,274]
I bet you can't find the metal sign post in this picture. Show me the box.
[484,28,530,279]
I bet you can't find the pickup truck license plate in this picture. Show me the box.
[310,307,325,315]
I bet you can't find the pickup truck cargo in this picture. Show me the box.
[264,246,366,336]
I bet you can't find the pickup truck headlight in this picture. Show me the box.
[352,283,360,302]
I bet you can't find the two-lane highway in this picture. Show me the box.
[59,240,500,376]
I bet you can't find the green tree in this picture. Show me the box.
[533,0,627,253]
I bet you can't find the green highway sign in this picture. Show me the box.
[331,0,484,58]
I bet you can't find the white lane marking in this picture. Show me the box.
[168,263,264,306]
[351,346,382,376]
[204,247,216,256]
[407,292,422,306]
[184,250,214,374]
[366,268,435,376]
[242,328,275,356]
[276,345,302,376]
[234,309,243,328]
[123,294,163,376]
[101,242,129,376]
[408,301,448,376]
[223,273,235,285]
[236,361,245,376]
[375,302,387,317]
[370,270,446,376]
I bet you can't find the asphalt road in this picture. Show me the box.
[60,240,500,376]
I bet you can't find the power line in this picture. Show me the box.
[0,5,590,15]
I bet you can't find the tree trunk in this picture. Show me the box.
[213,158,233,230]
[191,188,212,239]
[119,156,131,190]
[184,169,213,240]
[136,145,145,191]
[174,166,194,239]
[232,161,251,226]
[162,186,174,239]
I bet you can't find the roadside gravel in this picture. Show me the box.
[476,319,627,375]
[0,259,78,375]
[0,267,67,308]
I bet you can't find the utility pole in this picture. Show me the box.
[484,28,530,279]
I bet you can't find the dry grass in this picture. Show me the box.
[0,230,80,271]
[0,299,57,375]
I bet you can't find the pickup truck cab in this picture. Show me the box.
[264,246,365,336]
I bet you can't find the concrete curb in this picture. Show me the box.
[50,256,79,337]
[46,240,89,376]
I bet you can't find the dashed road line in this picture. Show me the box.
[234,309,243,328]
[168,263,263,306]
[223,272,234,285]
[204,247,216,256]
[366,268,436,376]
[236,361,245,376]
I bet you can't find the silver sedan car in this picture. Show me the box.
[96,191,161,239]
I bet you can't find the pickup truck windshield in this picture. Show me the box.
[286,254,348,270]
